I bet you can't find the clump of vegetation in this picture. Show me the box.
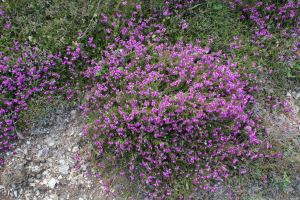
[0,42,60,164]
[1,0,103,52]
[0,39,94,164]
[224,0,300,88]
[0,0,299,198]
[81,8,279,197]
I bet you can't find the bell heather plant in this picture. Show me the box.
[0,40,95,164]
[223,0,300,79]
[81,11,277,197]
[0,43,61,164]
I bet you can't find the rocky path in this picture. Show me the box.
[0,105,107,200]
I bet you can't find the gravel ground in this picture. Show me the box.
[0,104,108,200]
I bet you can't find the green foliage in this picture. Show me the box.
[289,62,300,79]
[163,0,299,95]
[164,1,249,51]
[272,172,291,191]
[1,0,166,53]
[2,0,103,52]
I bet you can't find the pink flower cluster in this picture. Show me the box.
[0,41,94,164]
[81,10,276,197]
[225,0,299,38]
[224,0,300,66]
[0,6,11,31]
[0,43,61,164]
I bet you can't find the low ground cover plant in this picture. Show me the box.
[223,0,300,83]
[0,0,298,198]
[81,7,278,197]
[0,43,61,164]
[0,40,95,164]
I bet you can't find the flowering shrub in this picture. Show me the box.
[0,39,96,164]
[0,6,11,31]
[81,14,276,197]
[224,0,299,38]
[224,0,300,78]
[0,5,12,50]
[0,43,61,164]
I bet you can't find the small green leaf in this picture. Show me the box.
[212,3,224,10]
[287,69,294,78]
